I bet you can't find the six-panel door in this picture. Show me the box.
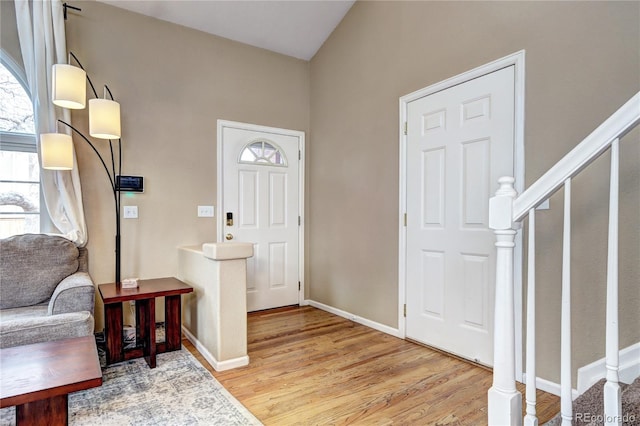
[405,66,515,366]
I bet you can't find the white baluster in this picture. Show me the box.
[524,209,538,426]
[488,176,522,426]
[604,139,621,425]
[561,179,572,426]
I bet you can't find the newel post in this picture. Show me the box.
[488,176,522,426]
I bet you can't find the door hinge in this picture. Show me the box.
[298,281,301,291]
[404,213,407,227]
[404,121,408,135]
[298,216,301,226]
[404,303,407,317]
[299,150,301,160]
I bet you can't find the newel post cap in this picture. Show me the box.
[489,176,517,230]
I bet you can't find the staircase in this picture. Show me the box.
[486,92,640,426]
[546,377,639,425]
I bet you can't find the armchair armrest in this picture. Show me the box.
[48,272,95,315]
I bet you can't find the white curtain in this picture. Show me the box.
[14,0,87,246]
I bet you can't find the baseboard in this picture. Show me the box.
[521,342,640,398]
[305,299,402,338]
[577,341,640,394]
[523,373,579,400]
[215,355,250,371]
[182,326,249,372]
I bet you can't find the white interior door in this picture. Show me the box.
[219,122,302,312]
[405,66,515,366]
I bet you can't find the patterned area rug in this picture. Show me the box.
[1,348,262,425]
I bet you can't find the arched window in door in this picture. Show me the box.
[238,139,288,167]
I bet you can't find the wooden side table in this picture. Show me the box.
[98,277,193,368]
[0,336,102,425]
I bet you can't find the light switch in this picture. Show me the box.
[123,206,138,218]
[198,205,214,217]
[536,199,550,210]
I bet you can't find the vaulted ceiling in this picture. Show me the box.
[98,0,355,60]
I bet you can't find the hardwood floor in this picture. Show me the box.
[183,305,559,425]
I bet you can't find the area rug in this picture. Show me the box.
[0,348,262,425]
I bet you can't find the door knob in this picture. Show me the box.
[225,233,234,240]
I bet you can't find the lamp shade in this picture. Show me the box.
[41,133,74,170]
[89,98,121,139]
[52,64,86,109]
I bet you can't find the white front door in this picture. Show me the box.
[405,66,515,366]
[218,121,303,312]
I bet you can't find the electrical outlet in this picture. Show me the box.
[197,205,214,217]
[123,206,138,218]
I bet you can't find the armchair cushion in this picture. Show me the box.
[0,310,94,349]
[0,234,79,309]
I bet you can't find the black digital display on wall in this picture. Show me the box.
[116,175,144,192]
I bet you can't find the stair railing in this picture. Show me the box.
[487,92,640,426]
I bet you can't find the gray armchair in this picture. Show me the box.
[0,234,95,348]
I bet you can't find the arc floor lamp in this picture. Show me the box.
[40,51,123,284]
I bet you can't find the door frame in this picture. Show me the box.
[217,119,306,307]
[398,51,525,380]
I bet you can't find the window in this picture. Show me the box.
[239,139,287,167]
[0,57,40,238]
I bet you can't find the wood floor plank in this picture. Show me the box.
[183,305,559,425]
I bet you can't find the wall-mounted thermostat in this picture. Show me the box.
[116,175,144,193]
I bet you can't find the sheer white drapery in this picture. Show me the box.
[14,0,87,246]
